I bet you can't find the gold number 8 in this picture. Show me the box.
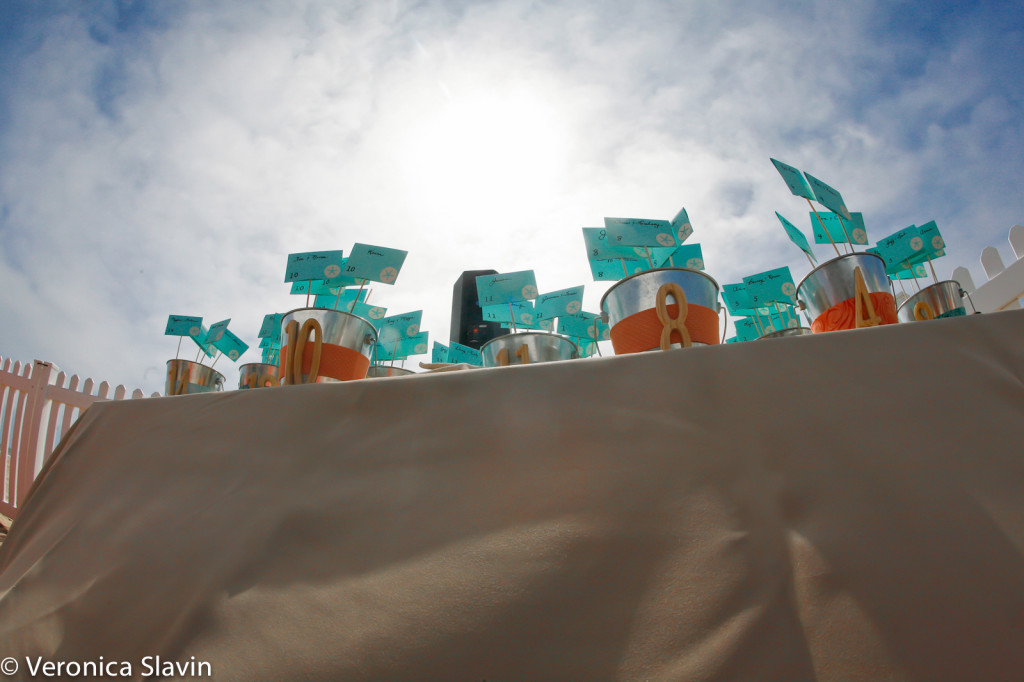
[655,283,691,350]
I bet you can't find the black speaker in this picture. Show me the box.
[451,270,504,349]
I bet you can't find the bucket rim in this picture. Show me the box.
[480,330,580,353]
[600,266,721,313]
[796,251,886,294]
[896,279,963,313]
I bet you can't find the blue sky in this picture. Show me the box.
[1,0,1022,394]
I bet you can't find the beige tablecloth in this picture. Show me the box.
[2,311,1024,681]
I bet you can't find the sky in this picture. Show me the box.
[1,0,1022,395]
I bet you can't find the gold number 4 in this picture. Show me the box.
[854,267,882,328]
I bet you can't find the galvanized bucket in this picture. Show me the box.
[897,280,966,323]
[599,267,721,353]
[238,362,280,389]
[365,365,416,378]
[758,327,814,340]
[480,332,579,367]
[165,359,225,396]
[796,252,897,333]
[279,307,377,383]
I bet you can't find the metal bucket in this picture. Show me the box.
[599,267,721,353]
[365,365,415,378]
[897,280,966,323]
[796,252,897,333]
[238,362,280,389]
[279,307,377,383]
[758,327,814,340]
[165,359,225,396]
[480,332,579,367]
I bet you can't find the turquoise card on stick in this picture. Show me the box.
[205,319,230,345]
[344,244,408,284]
[803,172,852,220]
[476,271,538,305]
[377,331,429,360]
[721,283,763,317]
[189,325,217,358]
[482,301,535,324]
[258,313,282,339]
[671,207,694,244]
[874,226,925,272]
[284,250,346,283]
[558,312,610,341]
[377,311,423,346]
[344,301,387,321]
[659,243,704,270]
[742,267,797,306]
[213,328,249,361]
[734,318,761,342]
[810,212,867,245]
[589,258,642,281]
[447,342,482,366]
[534,287,585,320]
[603,217,677,247]
[165,315,202,337]
[583,228,643,260]
[432,342,448,363]
[776,212,817,263]
[770,158,815,201]
[913,221,946,262]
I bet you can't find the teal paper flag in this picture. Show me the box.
[482,300,535,325]
[803,172,852,220]
[603,217,677,247]
[476,271,539,305]
[913,221,946,262]
[589,258,642,281]
[742,267,797,306]
[377,331,429,360]
[558,312,610,342]
[721,283,763,317]
[776,212,817,263]
[262,347,280,365]
[874,226,925,273]
[189,325,217,358]
[734,318,762,342]
[344,243,408,284]
[343,301,387,321]
[659,243,704,270]
[432,342,449,363]
[671,207,694,244]
[289,281,313,295]
[583,227,643,260]
[205,319,230,344]
[213,328,249,361]
[770,158,815,201]
[846,213,869,245]
[258,313,282,339]
[258,336,276,349]
[284,250,346,283]
[377,311,423,346]
[447,342,482,366]
[165,315,203,337]
[534,287,585,320]
[518,316,554,331]
[810,211,867,245]
[888,262,928,280]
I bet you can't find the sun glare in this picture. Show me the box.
[401,92,567,217]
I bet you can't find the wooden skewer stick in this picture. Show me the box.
[803,251,816,268]
[211,351,222,368]
[905,261,922,291]
[621,259,628,277]
[592,318,603,357]
[645,247,655,269]
[508,302,518,334]
[307,280,312,308]
[806,199,842,258]
[175,336,182,361]
[926,254,938,282]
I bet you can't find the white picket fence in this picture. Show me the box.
[952,225,1024,312]
[0,357,160,519]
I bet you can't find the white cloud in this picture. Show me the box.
[0,0,1021,393]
